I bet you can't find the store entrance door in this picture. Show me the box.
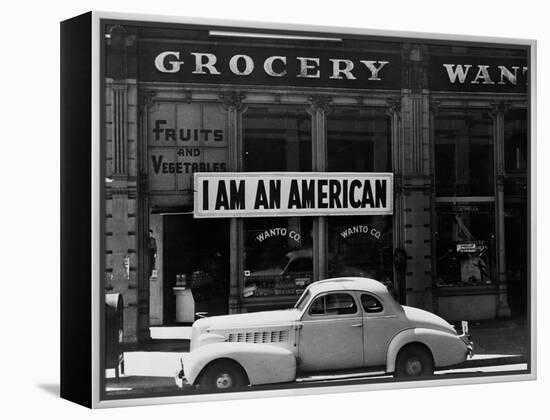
[505,202,527,316]
[163,215,229,324]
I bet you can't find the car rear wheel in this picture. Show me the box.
[197,360,248,392]
[394,345,434,378]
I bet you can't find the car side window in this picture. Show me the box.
[361,294,384,313]
[309,293,358,316]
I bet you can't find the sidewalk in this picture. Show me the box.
[465,317,528,356]
[105,316,529,396]
[105,376,180,397]
[455,316,529,368]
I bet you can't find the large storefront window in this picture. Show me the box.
[244,106,312,172]
[327,108,393,286]
[243,217,313,297]
[434,111,493,196]
[328,216,393,286]
[327,108,391,172]
[434,110,496,288]
[243,106,313,298]
[435,203,495,287]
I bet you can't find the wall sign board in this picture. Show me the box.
[139,41,402,89]
[429,55,528,92]
[194,172,393,218]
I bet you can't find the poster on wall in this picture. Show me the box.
[60,11,535,409]
[194,172,393,218]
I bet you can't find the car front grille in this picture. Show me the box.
[226,330,289,344]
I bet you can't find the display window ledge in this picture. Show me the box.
[435,284,498,296]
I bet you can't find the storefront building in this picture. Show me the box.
[103,23,528,343]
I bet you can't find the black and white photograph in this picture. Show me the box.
[8,0,550,415]
[84,13,534,404]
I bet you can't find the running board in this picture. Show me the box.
[297,368,389,383]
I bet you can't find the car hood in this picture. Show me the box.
[193,309,301,331]
[402,305,456,334]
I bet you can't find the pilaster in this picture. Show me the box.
[491,101,512,317]
[104,24,140,342]
[308,95,332,281]
[219,91,247,314]
[386,99,405,299]
[401,45,433,310]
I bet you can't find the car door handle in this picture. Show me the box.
[351,323,362,327]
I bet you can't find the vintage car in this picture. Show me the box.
[176,277,473,391]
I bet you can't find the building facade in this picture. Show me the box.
[102,22,529,343]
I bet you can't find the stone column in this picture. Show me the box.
[386,99,405,300]
[104,25,140,342]
[308,95,332,281]
[400,45,433,310]
[139,92,157,331]
[491,101,512,317]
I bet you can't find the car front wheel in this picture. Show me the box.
[394,345,434,378]
[197,360,248,392]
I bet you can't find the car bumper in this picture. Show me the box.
[175,368,186,388]
[175,368,195,390]
[459,334,474,358]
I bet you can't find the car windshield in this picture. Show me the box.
[294,289,311,311]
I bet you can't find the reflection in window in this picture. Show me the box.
[309,293,358,316]
[327,108,391,172]
[328,216,393,286]
[504,109,527,172]
[435,111,493,196]
[361,294,383,313]
[244,106,311,172]
[243,217,313,298]
[435,204,495,287]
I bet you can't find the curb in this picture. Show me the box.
[456,355,527,369]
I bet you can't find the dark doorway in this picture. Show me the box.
[163,215,230,324]
[505,202,528,315]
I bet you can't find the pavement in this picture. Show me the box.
[105,316,530,396]
[463,317,528,356]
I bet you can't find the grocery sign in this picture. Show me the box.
[194,172,393,218]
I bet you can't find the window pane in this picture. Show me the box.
[435,111,493,196]
[328,216,393,286]
[243,217,313,298]
[244,106,311,172]
[309,296,325,315]
[361,294,383,313]
[327,108,391,172]
[504,109,527,172]
[310,293,357,316]
[295,290,311,311]
[435,203,495,287]
[325,293,357,315]
[326,108,393,288]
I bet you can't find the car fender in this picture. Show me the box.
[185,342,297,386]
[196,333,226,348]
[386,328,468,372]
